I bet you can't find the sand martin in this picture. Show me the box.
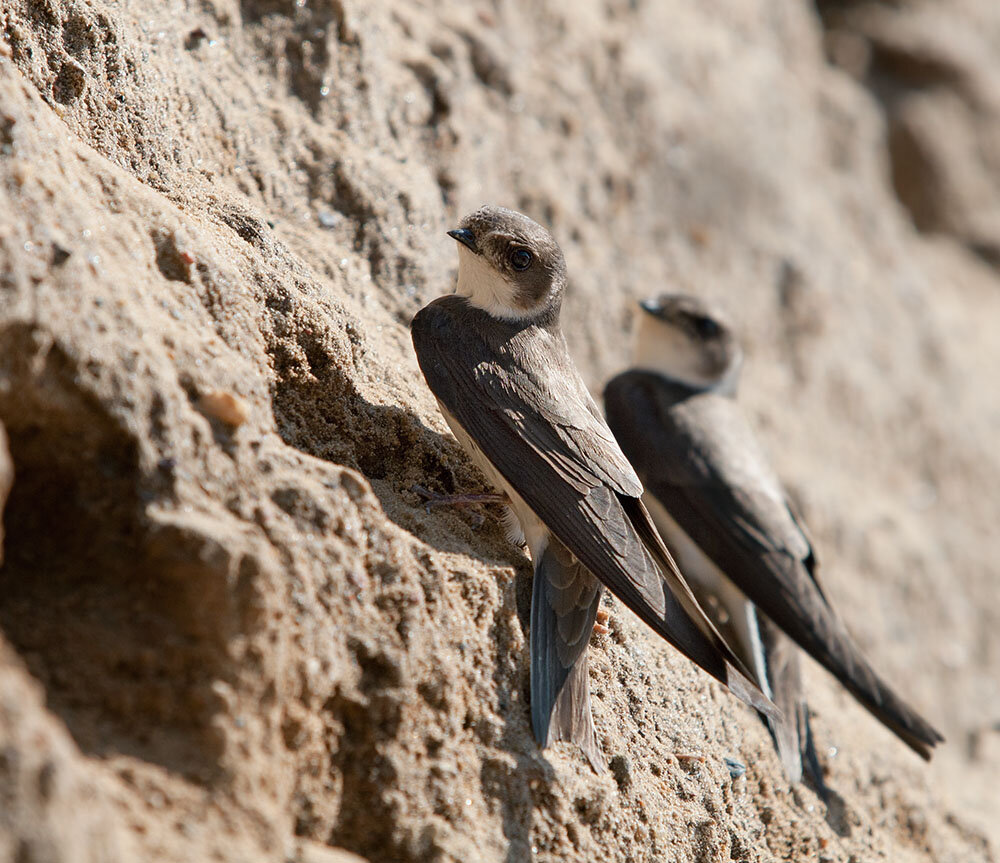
[603,294,943,780]
[411,208,776,769]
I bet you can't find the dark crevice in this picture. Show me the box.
[0,323,239,783]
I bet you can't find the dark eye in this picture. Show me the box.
[693,315,720,338]
[509,248,532,271]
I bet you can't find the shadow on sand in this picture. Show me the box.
[271,361,591,856]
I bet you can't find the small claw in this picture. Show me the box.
[410,484,506,519]
[410,484,437,513]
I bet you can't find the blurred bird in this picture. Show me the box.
[603,294,944,784]
[410,208,777,769]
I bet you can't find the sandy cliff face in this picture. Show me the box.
[0,0,997,861]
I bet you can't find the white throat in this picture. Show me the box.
[453,246,532,321]
[633,315,742,394]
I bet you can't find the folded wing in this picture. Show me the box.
[604,370,943,758]
[412,298,777,719]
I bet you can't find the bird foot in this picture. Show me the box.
[411,485,507,525]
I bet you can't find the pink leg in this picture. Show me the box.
[411,485,508,520]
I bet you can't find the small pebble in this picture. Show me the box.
[724,757,746,779]
[317,209,340,229]
[198,390,250,427]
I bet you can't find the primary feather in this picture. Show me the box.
[411,297,779,737]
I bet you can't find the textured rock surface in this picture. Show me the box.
[0,0,997,861]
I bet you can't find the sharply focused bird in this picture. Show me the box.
[603,294,943,782]
[410,208,776,769]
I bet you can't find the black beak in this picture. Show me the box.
[447,228,477,253]
[639,298,663,317]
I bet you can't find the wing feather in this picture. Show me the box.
[412,298,776,717]
[604,370,943,757]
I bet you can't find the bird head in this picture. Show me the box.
[448,205,567,323]
[634,294,743,393]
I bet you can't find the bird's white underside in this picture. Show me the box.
[446,249,548,554]
[440,391,774,701]
[453,245,534,322]
[643,493,772,699]
[437,401,546,558]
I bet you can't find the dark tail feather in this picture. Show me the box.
[755,610,837,797]
[749,559,944,760]
[809,628,943,761]
[530,538,604,771]
[756,613,806,784]
[799,705,830,802]
[848,675,943,760]
[758,613,829,797]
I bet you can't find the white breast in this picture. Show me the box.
[643,492,770,696]
[453,246,532,322]
[438,402,548,558]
